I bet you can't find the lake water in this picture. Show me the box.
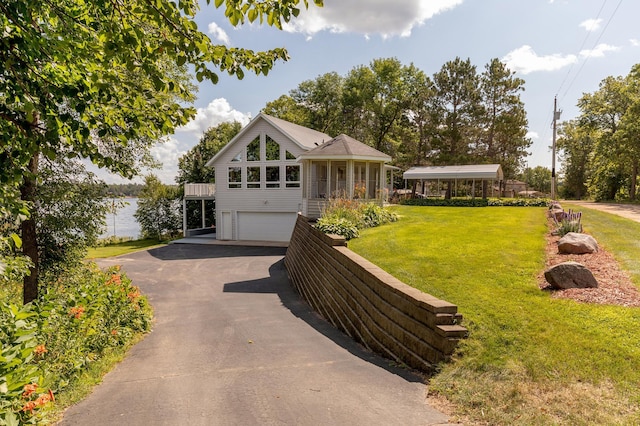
[102,198,142,239]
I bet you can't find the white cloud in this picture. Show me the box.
[149,137,185,184]
[208,22,231,45]
[526,131,539,140]
[579,18,602,32]
[177,98,251,135]
[631,38,640,46]
[501,45,577,75]
[579,43,620,58]
[282,0,464,38]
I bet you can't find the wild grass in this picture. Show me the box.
[579,206,640,286]
[348,206,640,425]
[86,238,166,259]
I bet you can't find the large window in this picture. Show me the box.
[286,165,300,188]
[331,161,347,197]
[265,136,280,161]
[228,167,241,189]
[266,166,280,188]
[310,162,326,196]
[247,136,260,161]
[247,166,261,189]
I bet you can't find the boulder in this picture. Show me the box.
[549,207,565,222]
[544,261,598,289]
[558,232,598,254]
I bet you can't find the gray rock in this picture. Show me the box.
[558,232,598,254]
[549,207,564,222]
[544,261,598,289]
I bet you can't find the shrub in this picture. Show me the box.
[315,217,359,240]
[554,209,583,236]
[0,263,152,423]
[400,197,550,207]
[314,200,398,240]
[360,203,398,228]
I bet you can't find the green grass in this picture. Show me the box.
[349,206,640,425]
[579,206,640,285]
[86,238,166,258]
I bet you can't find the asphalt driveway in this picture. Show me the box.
[59,244,451,425]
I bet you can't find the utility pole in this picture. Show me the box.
[551,96,561,200]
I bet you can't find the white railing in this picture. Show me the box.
[184,183,216,198]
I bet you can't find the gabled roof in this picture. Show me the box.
[298,134,391,162]
[264,114,332,150]
[205,113,332,167]
[403,164,504,180]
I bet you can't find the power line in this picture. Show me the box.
[556,0,608,97]
[558,0,624,103]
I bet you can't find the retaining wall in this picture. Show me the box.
[284,215,468,372]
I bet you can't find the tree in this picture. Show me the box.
[35,159,110,273]
[262,95,310,126]
[399,68,436,168]
[342,58,416,155]
[478,58,531,184]
[557,120,594,199]
[430,57,482,165]
[135,175,181,241]
[574,74,634,200]
[520,166,552,194]
[177,121,243,185]
[1,0,322,303]
[293,72,344,135]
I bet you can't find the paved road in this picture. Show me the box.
[60,244,451,425]
[563,201,640,223]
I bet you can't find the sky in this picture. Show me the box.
[95,0,640,184]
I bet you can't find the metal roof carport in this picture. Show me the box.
[403,164,504,199]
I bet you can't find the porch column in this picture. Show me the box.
[379,163,385,201]
[347,161,354,199]
[182,198,187,236]
[327,161,332,197]
[201,199,206,228]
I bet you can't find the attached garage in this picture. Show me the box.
[237,212,298,242]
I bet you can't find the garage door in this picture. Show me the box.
[237,212,298,242]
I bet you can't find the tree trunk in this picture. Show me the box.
[21,154,39,304]
[631,159,638,201]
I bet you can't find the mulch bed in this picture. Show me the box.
[539,218,640,307]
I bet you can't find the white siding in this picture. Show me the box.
[237,212,298,242]
[212,118,306,241]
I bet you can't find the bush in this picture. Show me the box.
[400,198,489,207]
[554,209,583,236]
[314,200,398,240]
[400,197,550,207]
[314,217,360,240]
[0,263,152,424]
[488,198,550,207]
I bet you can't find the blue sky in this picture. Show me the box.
[99,0,640,183]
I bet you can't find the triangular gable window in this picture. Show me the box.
[247,136,260,161]
[265,135,280,161]
[285,150,296,160]
[231,151,242,162]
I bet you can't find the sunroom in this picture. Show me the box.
[298,134,392,219]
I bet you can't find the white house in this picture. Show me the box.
[188,113,393,243]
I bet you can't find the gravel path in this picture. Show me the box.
[563,201,640,223]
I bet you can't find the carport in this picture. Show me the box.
[403,164,504,199]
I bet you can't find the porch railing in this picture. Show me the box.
[184,183,216,198]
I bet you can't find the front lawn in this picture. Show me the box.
[348,206,640,425]
[86,238,166,259]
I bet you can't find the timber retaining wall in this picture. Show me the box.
[284,214,468,372]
